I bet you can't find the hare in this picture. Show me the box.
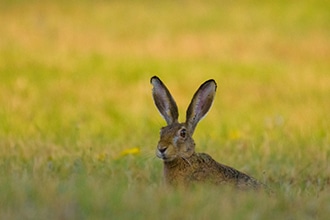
[150,76,263,190]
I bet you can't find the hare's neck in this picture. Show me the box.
[163,153,197,185]
[163,158,181,168]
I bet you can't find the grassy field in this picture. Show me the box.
[0,0,329,219]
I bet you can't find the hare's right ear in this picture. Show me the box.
[150,76,179,125]
[186,79,217,135]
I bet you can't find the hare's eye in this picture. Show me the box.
[179,128,186,138]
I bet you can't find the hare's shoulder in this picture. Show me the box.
[189,153,219,168]
[187,153,226,183]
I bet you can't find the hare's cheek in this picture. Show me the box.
[173,136,180,145]
[167,146,177,155]
[184,145,194,156]
[184,145,191,153]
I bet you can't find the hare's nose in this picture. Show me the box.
[158,147,167,154]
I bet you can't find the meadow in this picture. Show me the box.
[0,0,329,219]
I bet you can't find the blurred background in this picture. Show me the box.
[0,0,329,218]
[1,0,328,152]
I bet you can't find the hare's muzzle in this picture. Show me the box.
[156,145,171,161]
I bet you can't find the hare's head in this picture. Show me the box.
[151,76,217,162]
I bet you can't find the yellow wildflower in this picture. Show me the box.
[118,147,140,158]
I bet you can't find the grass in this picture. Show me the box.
[0,0,329,219]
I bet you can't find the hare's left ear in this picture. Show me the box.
[151,76,179,125]
[186,79,217,135]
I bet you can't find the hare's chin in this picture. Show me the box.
[162,157,175,162]
[156,153,175,162]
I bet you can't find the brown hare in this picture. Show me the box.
[150,76,264,190]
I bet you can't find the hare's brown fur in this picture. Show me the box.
[163,152,262,190]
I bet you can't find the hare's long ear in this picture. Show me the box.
[150,76,179,125]
[186,79,217,135]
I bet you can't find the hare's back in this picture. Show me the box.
[194,153,262,189]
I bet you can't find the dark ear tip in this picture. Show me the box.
[211,79,217,89]
[203,79,217,91]
[150,76,160,84]
[207,79,216,84]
